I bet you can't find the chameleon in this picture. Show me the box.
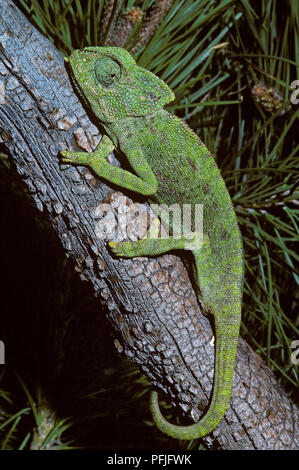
[61,46,244,440]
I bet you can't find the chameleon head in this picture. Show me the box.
[66,46,175,123]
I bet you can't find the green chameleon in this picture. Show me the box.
[61,47,244,440]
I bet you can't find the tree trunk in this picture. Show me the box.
[0,0,298,450]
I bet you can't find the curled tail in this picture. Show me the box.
[150,233,243,439]
[150,312,241,439]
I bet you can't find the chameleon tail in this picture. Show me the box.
[150,313,240,439]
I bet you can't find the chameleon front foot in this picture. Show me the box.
[60,150,84,165]
[60,135,115,165]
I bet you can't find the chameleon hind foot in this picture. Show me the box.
[108,217,159,257]
[108,230,203,258]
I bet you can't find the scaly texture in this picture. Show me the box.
[61,46,244,439]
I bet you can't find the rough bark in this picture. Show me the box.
[0,0,298,450]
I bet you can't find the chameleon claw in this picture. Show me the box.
[108,241,126,255]
[108,241,135,257]
[60,149,94,165]
[60,150,73,163]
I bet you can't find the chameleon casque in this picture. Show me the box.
[61,46,244,440]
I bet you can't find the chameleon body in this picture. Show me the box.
[61,47,244,439]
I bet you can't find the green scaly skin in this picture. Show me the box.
[61,47,244,440]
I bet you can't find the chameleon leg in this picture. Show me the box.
[61,136,158,196]
[109,231,202,257]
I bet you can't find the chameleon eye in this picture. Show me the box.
[94,58,121,87]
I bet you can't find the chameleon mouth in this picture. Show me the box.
[65,60,89,106]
